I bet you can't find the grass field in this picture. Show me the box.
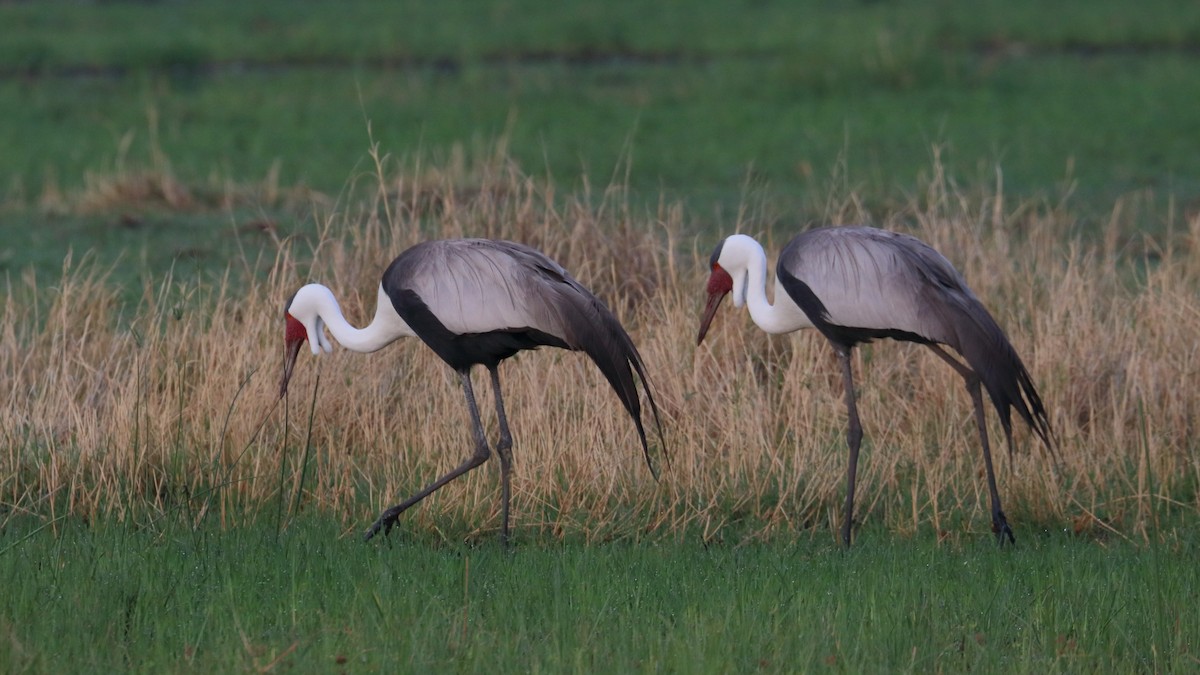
[2,518,1196,672]
[2,1,1200,672]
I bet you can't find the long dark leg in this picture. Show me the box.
[363,369,491,542]
[488,366,515,547]
[925,345,1014,545]
[967,379,1014,544]
[837,347,864,548]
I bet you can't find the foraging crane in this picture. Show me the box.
[696,227,1052,546]
[279,238,665,544]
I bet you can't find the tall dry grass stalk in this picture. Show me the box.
[3,153,1198,544]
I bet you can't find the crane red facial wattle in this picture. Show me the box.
[279,313,308,398]
[706,264,733,296]
[285,313,307,344]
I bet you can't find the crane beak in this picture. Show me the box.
[279,313,308,399]
[697,290,727,345]
[697,265,734,345]
[279,337,303,398]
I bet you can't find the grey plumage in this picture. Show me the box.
[776,226,1052,450]
[381,239,664,473]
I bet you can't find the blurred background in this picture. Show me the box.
[2,0,1199,282]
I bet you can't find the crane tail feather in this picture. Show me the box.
[566,292,668,479]
[955,311,1055,455]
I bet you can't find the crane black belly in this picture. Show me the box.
[390,288,571,370]
[437,329,571,370]
[823,323,935,350]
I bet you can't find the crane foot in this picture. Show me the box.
[362,507,402,542]
[992,510,1016,546]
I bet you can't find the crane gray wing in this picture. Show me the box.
[383,239,575,338]
[382,239,667,476]
[778,226,1052,450]
[778,226,981,345]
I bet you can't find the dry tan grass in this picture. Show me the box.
[3,154,1199,543]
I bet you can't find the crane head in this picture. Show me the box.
[279,312,307,398]
[279,284,337,398]
[697,261,733,345]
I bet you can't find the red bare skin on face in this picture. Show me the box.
[285,313,307,344]
[707,264,733,295]
[279,313,309,398]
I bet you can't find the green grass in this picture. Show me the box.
[0,518,1195,672]
[4,0,1199,69]
[3,0,1200,226]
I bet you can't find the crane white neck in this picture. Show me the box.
[724,235,810,335]
[292,284,416,354]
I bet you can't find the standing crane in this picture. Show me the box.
[696,227,1052,547]
[279,238,665,544]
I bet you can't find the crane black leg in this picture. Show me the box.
[925,345,1014,545]
[488,366,515,547]
[966,379,1014,545]
[364,369,492,542]
[837,347,864,548]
